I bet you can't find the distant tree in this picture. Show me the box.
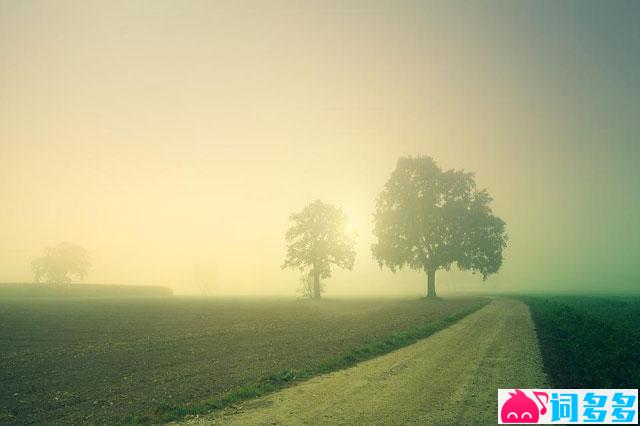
[372,156,507,299]
[32,242,91,284]
[298,272,323,299]
[193,259,217,296]
[282,200,356,299]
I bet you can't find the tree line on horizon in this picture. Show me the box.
[30,155,507,299]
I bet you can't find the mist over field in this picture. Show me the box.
[1,0,639,296]
[2,3,640,426]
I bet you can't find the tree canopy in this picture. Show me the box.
[372,156,507,298]
[282,200,356,299]
[32,242,91,285]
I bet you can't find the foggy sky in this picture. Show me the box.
[1,0,638,295]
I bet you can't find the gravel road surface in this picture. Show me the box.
[183,298,547,425]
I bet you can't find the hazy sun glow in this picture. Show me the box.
[1,1,638,295]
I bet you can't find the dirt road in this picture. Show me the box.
[183,298,547,425]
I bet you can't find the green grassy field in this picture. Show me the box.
[0,296,485,424]
[522,295,640,388]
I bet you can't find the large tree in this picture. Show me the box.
[372,156,507,299]
[282,200,356,299]
[32,242,91,284]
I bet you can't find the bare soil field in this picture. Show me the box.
[0,296,483,424]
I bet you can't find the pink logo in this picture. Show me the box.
[500,389,548,423]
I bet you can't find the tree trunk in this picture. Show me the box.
[426,268,438,299]
[313,269,321,300]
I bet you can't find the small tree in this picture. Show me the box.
[372,156,507,299]
[282,200,356,299]
[32,242,91,284]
